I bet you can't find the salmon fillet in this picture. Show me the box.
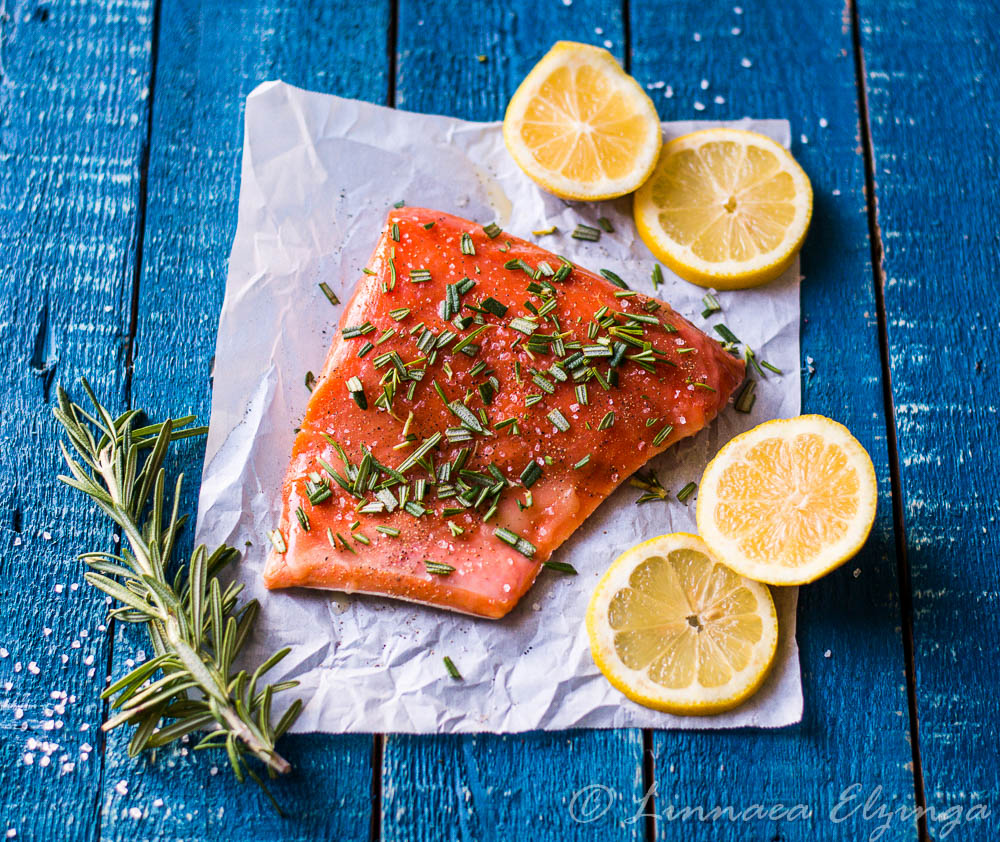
[263,208,745,618]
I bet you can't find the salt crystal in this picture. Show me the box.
[731,27,741,35]
[27,662,40,675]
[714,95,725,105]
[43,629,52,637]
[115,780,129,796]
[740,57,752,68]
[694,101,706,111]
[693,32,701,42]
[819,117,828,128]
[54,584,64,594]
[153,799,164,808]
[0,648,8,658]
[734,5,743,12]
[69,583,79,591]
[62,762,75,773]
[700,79,709,90]
[13,709,23,720]
[42,532,51,541]
[824,650,832,658]
[129,808,142,820]
[39,756,50,767]
[81,742,93,753]
[13,536,21,546]
[22,753,34,765]
[664,85,674,98]
[603,39,613,49]
[71,641,81,649]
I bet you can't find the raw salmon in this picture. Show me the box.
[263,209,745,618]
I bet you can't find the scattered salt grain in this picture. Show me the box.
[42,532,51,541]
[54,584,64,594]
[700,78,709,90]
[819,117,828,128]
[824,650,832,659]
[129,808,142,820]
[714,95,725,104]
[27,662,39,675]
[693,32,702,42]
[603,39,613,48]
[731,27,741,35]
[694,101,706,111]
[740,57,753,68]
[115,780,129,796]
[664,85,674,98]
[734,5,743,12]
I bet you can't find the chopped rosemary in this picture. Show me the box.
[573,455,591,469]
[343,322,375,338]
[597,411,615,431]
[714,323,741,345]
[481,297,509,318]
[375,525,401,537]
[600,269,629,289]
[597,216,614,233]
[520,460,543,488]
[651,264,663,289]
[268,528,287,553]
[424,560,455,576]
[571,223,601,241]
[677,482,697,504]
[460,232,476,255]
[543,561,578,574]
[508,317,538,336]
[483,221,502,239]
[547,408,570,432]
[652,423,674,447]
[391,222,400,242]
[701,293,721,318]
[734,379,757,413]
[761,359,783,375]
[443,656,463,680]
[319,282,340,306]
[393,199,405,208]
[346,376,367,410]
[410,268,432,283]
[493,527,537,558]
[305,371,316,391]
[390,307,411,321]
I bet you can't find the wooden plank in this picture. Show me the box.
[381,4,646,841]
[629,2,920,838]
[0,2,155,840]
[97,1,390,838]
[860,0,1000,831]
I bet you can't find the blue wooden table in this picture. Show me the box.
[2,1,996,839]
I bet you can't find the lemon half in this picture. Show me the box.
[586,533,778,715]
[503,42,662,200]
[634,128,812,289]
[697,415,878,585]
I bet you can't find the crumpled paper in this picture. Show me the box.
[197,81,803,733]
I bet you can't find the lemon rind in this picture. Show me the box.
[586,532,779,715]
[696,415,878,586]
[633,128,813,289]
[502,41,662,201]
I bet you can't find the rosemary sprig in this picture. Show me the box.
[53,380,301,803]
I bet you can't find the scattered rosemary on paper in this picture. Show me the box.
[53,380,302,807]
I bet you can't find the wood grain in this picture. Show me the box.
[860,0,1000,831]
[630,1,919,838]
[0,2,155,840]
[381,4,649,841]
[96,1,390,839]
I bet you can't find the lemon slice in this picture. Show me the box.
[502,42,662,200]
[586,532,778,715]
[634,128,812,289]
[697,415,877,585]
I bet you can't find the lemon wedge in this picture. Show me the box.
[697,415,877,585]
[634,128,812,289]
[503,41,662,200]
[586,532,778,715]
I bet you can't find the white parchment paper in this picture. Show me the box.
[198,81,803,733]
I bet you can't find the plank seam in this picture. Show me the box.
[850,2,929,838]
[372,3,398,835]
[96,0,164,837]
[386,0,398,108]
